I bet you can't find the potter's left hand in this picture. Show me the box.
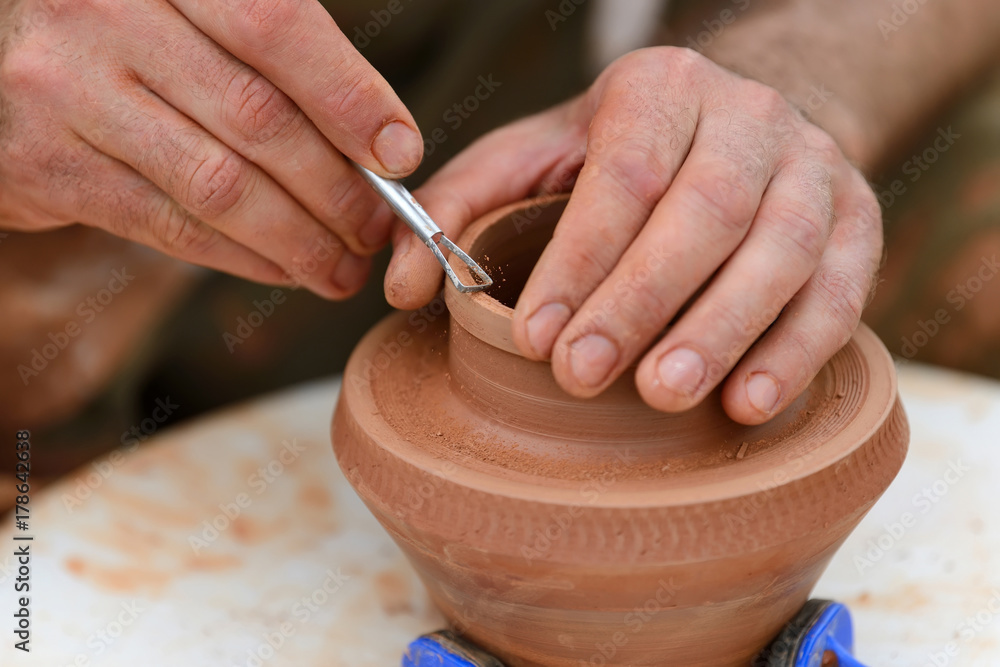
[384,47,882,425]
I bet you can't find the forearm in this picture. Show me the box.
[664,0,1000,171]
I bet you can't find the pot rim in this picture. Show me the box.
[445,194,571,356]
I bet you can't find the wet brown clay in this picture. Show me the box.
[332,195,909,666]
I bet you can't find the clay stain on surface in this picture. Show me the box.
[298,483,333,510]
[65,556,172,595]
[374,570,414,616]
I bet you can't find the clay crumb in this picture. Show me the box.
[736,442,750,460]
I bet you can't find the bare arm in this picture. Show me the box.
[668,0,1000,169]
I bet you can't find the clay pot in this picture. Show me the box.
[332,195,908,666]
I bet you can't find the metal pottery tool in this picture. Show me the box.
[402,600,866,667]
[351,161,493,293]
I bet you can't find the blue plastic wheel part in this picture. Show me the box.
[793,601,866,667]
[403,600,871,667]
[403,631,505,667]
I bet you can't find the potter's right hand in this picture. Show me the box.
[0,0,420,299]
[386,47,883,426]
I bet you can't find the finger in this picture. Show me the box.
[384,101,588,309]
[165,0,422,177]
[720,171,883,425]
[511,81,699,361]
[62,136,287,283]
[130,6,394,256]
[548,108,778,398]
[73,85,369,299]
[634,161,837,412]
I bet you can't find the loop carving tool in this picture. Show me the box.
[351,161,493,293]
[402,600,867,667]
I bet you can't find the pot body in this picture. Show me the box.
[332,197,909,666]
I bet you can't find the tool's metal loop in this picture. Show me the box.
[351,162,493,293]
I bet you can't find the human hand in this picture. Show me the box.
[0,0,421,299]
[384,47,882,425]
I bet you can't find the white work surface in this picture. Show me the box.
[1,362,998,667]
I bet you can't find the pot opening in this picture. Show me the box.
[469,197,568,310]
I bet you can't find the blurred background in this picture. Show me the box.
[1,0,998,508]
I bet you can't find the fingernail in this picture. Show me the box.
[745,372,781,415]
[372,121,422,176]
[655,347,706,399]
[569,335,619,389]
[525,303,572,358]
[331,252,368,295]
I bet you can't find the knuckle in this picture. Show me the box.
[615,46,675,70]
[159,205,221,257]
[607,47,707,89]
[552,234,617,283]
[814,265,867,331]
[743,81,790,120]
[704,299,759,343]
[322,173,376,227]
[657,46,708,78]
[229,0,300,51]
[767,166,835,259]
[227,72,302,144]
[600,139,670,207]
[684,162,759,231]
[767,199,828,263]
[185,152,250,219]
[848,173,884,228]
[324,66,381,127]
[617,283,675,337]
[805,126,843,164]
